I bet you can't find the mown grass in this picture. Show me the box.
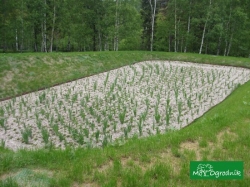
[0,51,250,186]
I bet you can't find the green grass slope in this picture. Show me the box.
[0,51,250,100]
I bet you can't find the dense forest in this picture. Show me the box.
[1,0,250,57]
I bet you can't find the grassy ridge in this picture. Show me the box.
[0,52,250,186]
[0,51,250,100]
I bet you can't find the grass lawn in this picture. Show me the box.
[0,51,250,187]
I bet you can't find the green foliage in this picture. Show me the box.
[119,108,126,124]
[0,0,250,56]
[21,126,32,144]
[0,0,143,52]
[41,128,49,144]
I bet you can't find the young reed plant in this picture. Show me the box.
[119,108,127,124]
[41,127,50,144]
[21,125,32,144]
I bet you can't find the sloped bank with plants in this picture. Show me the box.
[0,52,250,187]
[0,61,250,150]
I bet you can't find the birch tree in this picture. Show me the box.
[199,0,212,54]
[174,0,177,52]
[114,0,120,51]
[184,0,192,53]
[41,0,47,52]
[148,0,157,51]
[49,0,56,52]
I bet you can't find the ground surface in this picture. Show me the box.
[1,61,249,151]
[0,52,250,187]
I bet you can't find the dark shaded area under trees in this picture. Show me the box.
[0,0,250,57]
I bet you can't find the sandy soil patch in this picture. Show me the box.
[180,128,239,160]
[180,141,201,160]
[72,182,99,187]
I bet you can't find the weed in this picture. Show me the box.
[0,139,5,148]
[41,128,50,144]
[119,108,126,124]
[154,109,161,123]
[0,119,5,129]
[95,130,100,142]
[83,128,89,138]
[21,126,32,144]
[102,136,108,148]
[39,92,46,103]
[93,81,97,91]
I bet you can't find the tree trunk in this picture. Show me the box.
[180,37,183,52]
[34,26,38,52]
[114,0,119,51]
[227,33,233,56]
[199,20,207,54]
[67,35,71,51]
[224,3,232,56]
[177,18,181,52]
[41,23,44,52]
[105,36,109,51]
[199,0,212,54]
[43,0,47,52]
[93,24,96,51]
[148,0,156,51]
[168,34,171,52]
[216,31,222,55]
[184,0,192,53]
[224,39,228,56]
[2,0,7,52]
[15,29,18,51]
[20,0,24,53]
[98,29,102,51]
[174,0,177,52]
[50,3,56,52]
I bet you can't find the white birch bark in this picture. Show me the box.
[227,33,233,56]
[224,39,228,56]
[184,0,192,53]
[224,3,232,56]
[148,0,156,51]
[16,29,18,51]
[199,0,212,54]
[199,20,207,54]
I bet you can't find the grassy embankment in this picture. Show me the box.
[0,51,250,187]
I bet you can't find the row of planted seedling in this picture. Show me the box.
[0,61,249,148]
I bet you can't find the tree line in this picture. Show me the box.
[1,0,250,57]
